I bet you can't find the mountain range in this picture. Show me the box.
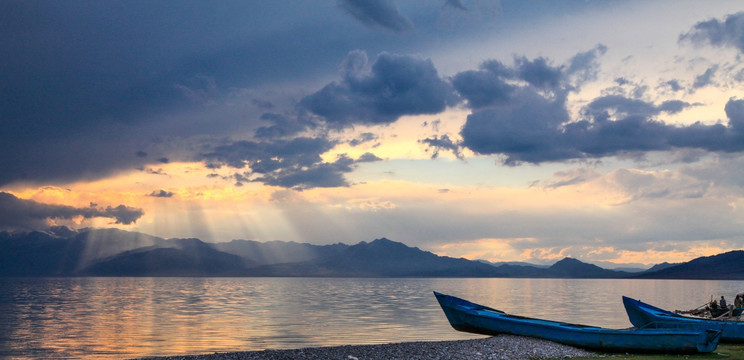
[1,227,742,279]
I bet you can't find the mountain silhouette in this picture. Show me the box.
[634,251,744,279]
[81,238,250,276]
[0,228,742,279]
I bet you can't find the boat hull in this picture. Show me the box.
[434,292,720,354]
[623,296,744,343]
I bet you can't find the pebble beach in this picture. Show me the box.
[135,335,598,360]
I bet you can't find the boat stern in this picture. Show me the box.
[698,329,722,353]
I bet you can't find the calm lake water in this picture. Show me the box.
[0,277,743,359]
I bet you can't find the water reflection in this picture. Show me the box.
[0,277,742,359]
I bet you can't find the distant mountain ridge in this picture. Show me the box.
[0,228,742,279]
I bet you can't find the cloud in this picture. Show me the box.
[357,152,383,162]
[253,153,381,190]
[1,2,396,186]
[447,47,744,165]
[0,192,144,231]
[460,88,574,164]
[461,96,744,165]
[536,168,603,189]
[692,65,718,89]
[200,137,382,189]
[663,79,684,92]
[349,132,380,147]
[680,12,744,53]
[584,95,693,120]
[300,51,453,126]
[338,0,413,32]
[452,45,605,110]
[451,66,515,109]
[203,137,336,170]
[565,44,608,85]
[419,134,463,159]
[148,190,174,198]
[254,113,312,139]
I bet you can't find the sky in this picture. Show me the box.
[2,0,744,268]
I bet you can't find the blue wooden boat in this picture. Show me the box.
[434,292,721,353]
[623,296,744,343]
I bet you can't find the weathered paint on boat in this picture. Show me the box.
[434,292,720,354]
[623,296,744,343]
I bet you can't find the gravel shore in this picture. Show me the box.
[135,335,598,360]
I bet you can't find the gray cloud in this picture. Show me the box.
[148,190,174,198]
[1,2,402,186]
[536,168,603,189]
[680,12,744,53]
[349,132,380,147]
[254,113,312,140]
[338,0,413,32]
[300,51,453,127]
[203,137,337,171]
[0,192,144,231]
[200,137,382,190]
[663,79,684,92]
[419,135,463,159]
[460,96,744,164]
[445,47,744,164]
[460,88,574,164]
[515,56,565,90]
[451,66,515,109]
[692,65,719,89]
[452,45,605,110]
[253,153,381,190]
[584,95,694,120]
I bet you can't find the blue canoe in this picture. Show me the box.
[434,292,720,353]
[623,296,744,343]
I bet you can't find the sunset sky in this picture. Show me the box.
[3,0,744,268]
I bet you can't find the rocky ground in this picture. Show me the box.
[135,335,598,360]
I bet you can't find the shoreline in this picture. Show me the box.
[134,335,598,360]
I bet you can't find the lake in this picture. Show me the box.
[0,277,742,359]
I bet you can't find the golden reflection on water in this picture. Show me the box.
[2,277,742,359]
[1,277,480,359]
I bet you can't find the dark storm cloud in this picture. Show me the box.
[0,1,380,186]
[252,153,382,190]
[446,49,744,164]
[338,0,413,32]
[200,137,382,189]
[299,51,453,126]
[203,137,336,170]
[451,66,515,109]
[0,192,144,231]
[460,89,576,164]
[460,95,744,164]
[452,45,605,109]
[514,56,564,90]
[680,12,744,53]
[255,155,353,189]
[253,113,312,139]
